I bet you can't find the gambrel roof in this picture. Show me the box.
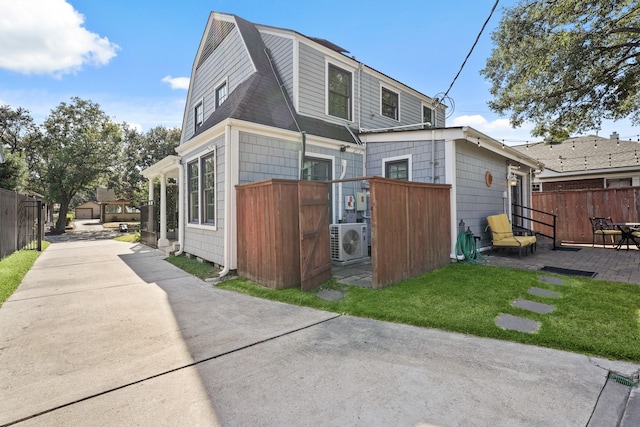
[192,14,357,144]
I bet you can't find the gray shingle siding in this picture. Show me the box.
[261,33,294,104]
[239,132,300,183]
[366,139,445,183]
[298,42,327,118]
[238,131,364,184]
[455,143,508,246]
[181,135,225,265]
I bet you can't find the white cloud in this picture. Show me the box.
[0,0,119,76]
[162,76,190,90]
[451,114,536,144]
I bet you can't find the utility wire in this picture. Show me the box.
[442,0,500,101]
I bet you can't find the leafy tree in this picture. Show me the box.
[107,124,180,204]
[28,97,120,234]
[0,105,37,154]
[481,0,640,138]
[0,105,37,190]
[0,151,28,191]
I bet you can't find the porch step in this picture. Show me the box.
[159,241,179,256]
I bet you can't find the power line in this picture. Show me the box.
[441,0,500,101]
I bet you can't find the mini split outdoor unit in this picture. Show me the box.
[330,223,367,262]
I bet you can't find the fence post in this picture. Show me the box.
[37,200,42,251]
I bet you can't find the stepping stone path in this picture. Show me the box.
[316,288,344,301]
[528,287,561,298]
[496,276,564,333]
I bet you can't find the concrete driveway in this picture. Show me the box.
[1,239,639,426]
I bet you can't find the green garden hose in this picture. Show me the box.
[456,230,486,265]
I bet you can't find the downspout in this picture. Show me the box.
[299,131,306,180]
[338,157,347,222]
[358,63,363,130]
[431,128,436,183]
[174,161,185,256]
[219,124,233,278]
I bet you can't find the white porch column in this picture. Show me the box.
[158,173,169,247]
[148,178,154,204]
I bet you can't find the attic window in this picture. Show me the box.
[194,100,204,131]
[381,87,399,120]
[216,82,227,108]
[423,105,434,128]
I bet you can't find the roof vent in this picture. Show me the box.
[610,131,619,140]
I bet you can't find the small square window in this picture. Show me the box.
[385,159,409,180]
[216,83,227,108]
[381,88,399,120]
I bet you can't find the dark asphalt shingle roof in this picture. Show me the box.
[512,135,640,173]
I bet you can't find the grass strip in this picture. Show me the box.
[113,232,140,243]
[0,242,50,306]
[214,262,640,362]
[165,254,220,280]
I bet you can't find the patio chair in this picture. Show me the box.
[589,217,622,247]
[486,213,537,257]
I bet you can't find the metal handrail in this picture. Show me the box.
[512,203,557,249]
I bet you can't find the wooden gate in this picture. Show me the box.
[298,181,331,291]
[236,179,330,290]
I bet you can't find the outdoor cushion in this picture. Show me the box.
[491,235,537,247]
[486,213,536,256]
[594,229,622,236]
[487,214,514,241]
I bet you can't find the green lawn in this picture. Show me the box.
[0,242,50,306]
[212,262,640,362]
[113,232,140,243]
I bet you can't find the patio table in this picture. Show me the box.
[611,222,640,251]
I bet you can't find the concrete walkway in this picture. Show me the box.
[1,239,639,426]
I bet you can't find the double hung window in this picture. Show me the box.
[194,101,204,131]
[187,150,216,226]
[328,64,352,120]
[216,82,227,108]
[423,105,434,127]
[381,87,399,120]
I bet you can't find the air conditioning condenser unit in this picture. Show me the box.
[330,223,367,262]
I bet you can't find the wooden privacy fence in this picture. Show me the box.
[370,177,451,288]
[532,187,640,244]
[236,179,331,291]
[236,177,452,291]
[0,188,44,259]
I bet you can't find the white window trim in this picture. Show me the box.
[185,146,218,230]
[382,154,412,181]
[421,102,435,127]
[194,97,204,130]
[325,59,355,122]
[299,151,337,223]
[380,85,400,121]
[214,77,229,109]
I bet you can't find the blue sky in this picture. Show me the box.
[0,0,635,144]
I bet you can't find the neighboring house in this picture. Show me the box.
[512,132,640,191]
[143,12,541,273]
[74,201,100,219]
[95,187,140,223]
